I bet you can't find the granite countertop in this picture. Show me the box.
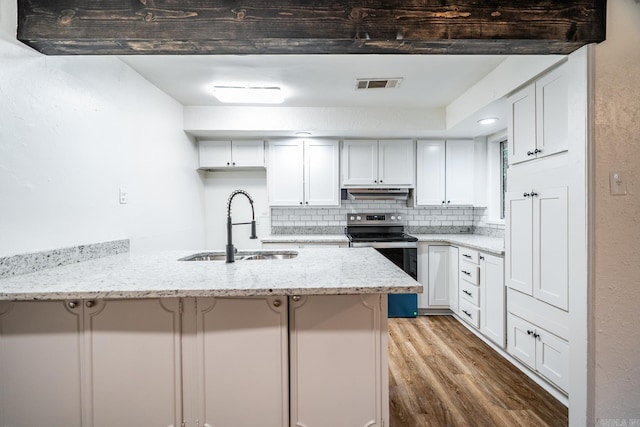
[261,234,349,244]
[262,234,504,255]
[0,248,422,301]
[412,234,505,255]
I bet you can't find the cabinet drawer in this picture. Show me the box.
[459,281,480,306]
[459,299,480,329]
[459,261,479,285]
[459,248,479,264]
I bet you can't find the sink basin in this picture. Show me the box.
[243,253,297,260]
[179,251,298,262]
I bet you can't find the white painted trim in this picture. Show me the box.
[566,46,591,427]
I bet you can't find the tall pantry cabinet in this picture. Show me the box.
[505,61,570,394]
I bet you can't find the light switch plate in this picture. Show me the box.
[609,172,627,196]
[119,187,129,204]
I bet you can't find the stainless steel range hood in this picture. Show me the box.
[345,188,411,201]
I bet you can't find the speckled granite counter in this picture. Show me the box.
[261,234,503,255]
[261,234,349,244]
[0,248,421,301]
[413,234,504,255]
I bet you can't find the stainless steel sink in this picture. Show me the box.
[179,251,298,262]
[243,253,298,260]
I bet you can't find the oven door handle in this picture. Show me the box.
[349,241,418,249]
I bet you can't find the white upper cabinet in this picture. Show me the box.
[304,139,341,205]
[445,140,476,205]
[415,140,446,205]
[505,186,568,311]
[268,139,339,206]
[199,140,265,169]
[508,63,568,165]
[378,140,415,186]
[342,139,414,187]
[416,139,475,206]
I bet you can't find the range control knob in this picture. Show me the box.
[356,216,362,221]
[397,215,402,221]
[391,215,396,221]
[349,216,355,221]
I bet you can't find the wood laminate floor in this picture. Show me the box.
[389,316,568,427]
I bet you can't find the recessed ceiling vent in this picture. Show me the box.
[355,78,403,90]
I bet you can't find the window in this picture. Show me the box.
[486,131,507,224]
[500,139,508,219]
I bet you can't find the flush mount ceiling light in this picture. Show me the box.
[477,117,499,125]
[213,86,284,104]
[295,131,312,136]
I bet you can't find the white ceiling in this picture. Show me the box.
[120,54,506,108]
[120,54,511,138]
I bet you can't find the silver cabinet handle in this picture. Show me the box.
[67,301,79,309]
[85,300,96,308]
[273,299,282,308]
[291,295,302,302]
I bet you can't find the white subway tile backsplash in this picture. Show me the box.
[270,200,504,235]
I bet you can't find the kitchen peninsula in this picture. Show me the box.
[0,246,420,427]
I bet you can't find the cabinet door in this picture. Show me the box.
[268,140,304,206]
[536,64,568,159]
[199,140,232,167]
[416,140,446,205]
[85,299,182,427]
[192,297,288,427]
[232,140,264,167]
[378,139,414,186]
[445,140,475,205]
[290,295,386,427]
[507,313,536,370]
[481,253,506,348]
[508,84,536,165]
[428,245,451,308]
[305,139,340,206]
[0,301,83,427]
[533,187,569,310]
[342,140,378,186]
[505,191,533,295]
[536,329,569,392]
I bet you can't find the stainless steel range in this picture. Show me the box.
[345,213,418,317]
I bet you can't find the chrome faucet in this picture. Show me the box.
[226,189,258,263]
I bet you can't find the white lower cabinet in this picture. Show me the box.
[507,312,569,392]
[1,295,387,427]
[0,299,182,427]
[184,297,288,427]
[289,294,388,427]
[480,253,506,348]
[418,244,458,310]
[0,300,84,427]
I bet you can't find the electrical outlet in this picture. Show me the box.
[609,172,627,196]
[119,187,129,204]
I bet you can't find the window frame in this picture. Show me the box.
[485,130,508,225]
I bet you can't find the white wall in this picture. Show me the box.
[203,171,269,250]
[593,0,640,422]
[0,4,206,256]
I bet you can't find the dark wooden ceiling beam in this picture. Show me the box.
[17,1,606,55]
